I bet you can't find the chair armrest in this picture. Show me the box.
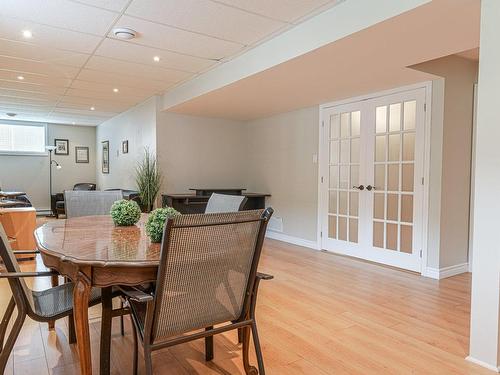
[0,271,58,279]
[12,249,40,255]
[256,272,273,281]
[117,285,154,303]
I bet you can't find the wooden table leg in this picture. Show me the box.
[73,272,93,375]
[100,287,113,375]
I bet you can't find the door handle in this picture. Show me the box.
[352,185,365,190]
[366,185,376,191]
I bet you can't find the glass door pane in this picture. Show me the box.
[327,110,361,243]
[372,100,416,253]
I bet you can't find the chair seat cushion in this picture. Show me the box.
[55,201,65,209]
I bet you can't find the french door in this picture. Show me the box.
[320,87,426,272]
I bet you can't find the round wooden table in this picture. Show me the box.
[35,214,160,375]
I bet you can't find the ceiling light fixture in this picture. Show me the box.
[113,88,119,93]
[17,75,24,80]
[72,122,76,125]
[6,113,17,117]
[90,107,95,111]
[153,56,160,62]
[22,30,32,38]
[112,27,137,40]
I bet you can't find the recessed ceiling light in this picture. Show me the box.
[72,122,76,125]
[112,27,137,40]
[153,56,160,62]
[22,30,32,38]
[6,113,17,117]
[17,75,24,80]
[113,88,119,93]
[90,107,95,111]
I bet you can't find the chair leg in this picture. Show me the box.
[238,328,243,344]
[144,347,153,375]
[241,325,258,375]
[0,297,15,349]
[205,326,214,361]
[68,313,76,344]
[251,321,265,375]
[0,309,25,375]
[131,319,139,375]
[120,300,125,336]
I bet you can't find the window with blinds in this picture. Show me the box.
[0,122,46,154]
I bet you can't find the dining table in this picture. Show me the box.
[35,214,161,375]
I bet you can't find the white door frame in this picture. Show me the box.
[317,81,433,276]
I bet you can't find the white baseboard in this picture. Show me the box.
[466,356,500,372]
[265,230,320,250]
[422,263,469,279]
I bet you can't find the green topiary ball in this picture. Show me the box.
[146,207,181,243]
[110,199,142,226]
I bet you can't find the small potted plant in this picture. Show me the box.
[110,199,142,226]
[145,207,181,243]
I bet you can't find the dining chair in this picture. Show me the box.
[65,190,123,218]
[63,189,127,335]
[0,224,123,374]
[120,208,273,375]
[204,193,248,213]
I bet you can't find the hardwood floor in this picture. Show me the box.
[0,238,494,374]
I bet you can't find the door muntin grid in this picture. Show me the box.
[328,110,360,243]
[372,100,416,253]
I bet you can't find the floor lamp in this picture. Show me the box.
[46,146,61,216]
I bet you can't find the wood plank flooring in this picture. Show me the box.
[0,238,494,374]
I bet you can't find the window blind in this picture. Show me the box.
[0,122,46,154]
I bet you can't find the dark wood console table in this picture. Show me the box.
[162,188,270,214]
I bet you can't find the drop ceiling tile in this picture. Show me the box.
[0,112,52,122]
[0,15,102,54]
[0,81,67,95]
[47,110,109,125]
[0,39,90,67]
[0,96,59,106]
[0,88,61,102]
[0,0,119,35]
[65,87,150,102]
[0,102,54,112]
[0,56,80,78]
[70,79,154,96]
[56,100,126,114]
[95,38,217,73]
[214,0,334,23]
[0,72,72,88]
[126,0,286,45]
[73,0,130,12]
[76,68,173,91]
[111,15,243,60]
[85,55,191,83]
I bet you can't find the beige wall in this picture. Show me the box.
[96,97,157,191]
[243,107,319,241]
[412,55,478,269]
[0,123,96,211]
[156,112,246,194]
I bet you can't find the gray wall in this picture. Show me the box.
[156,112,247,193]
[243,107,319,241]
[96,96,157,191]
[0,123,96,211]
[412,55,478,269]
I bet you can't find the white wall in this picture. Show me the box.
[96,96,157,190]
[243,107,319,241]
[0,123,96,210]
[156,112,247,193]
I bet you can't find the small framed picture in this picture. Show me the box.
[75,146,89,163]
[122,140,128,154]
[54,139,69,155]
[102,141,109,174]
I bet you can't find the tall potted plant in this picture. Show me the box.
[135,148,163,213]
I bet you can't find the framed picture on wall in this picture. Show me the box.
[122,140,128,154]
[54,139,69,155]
[75,146,89,163]
[102,141,109,174]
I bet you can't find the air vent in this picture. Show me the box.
[112,27,137,40]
